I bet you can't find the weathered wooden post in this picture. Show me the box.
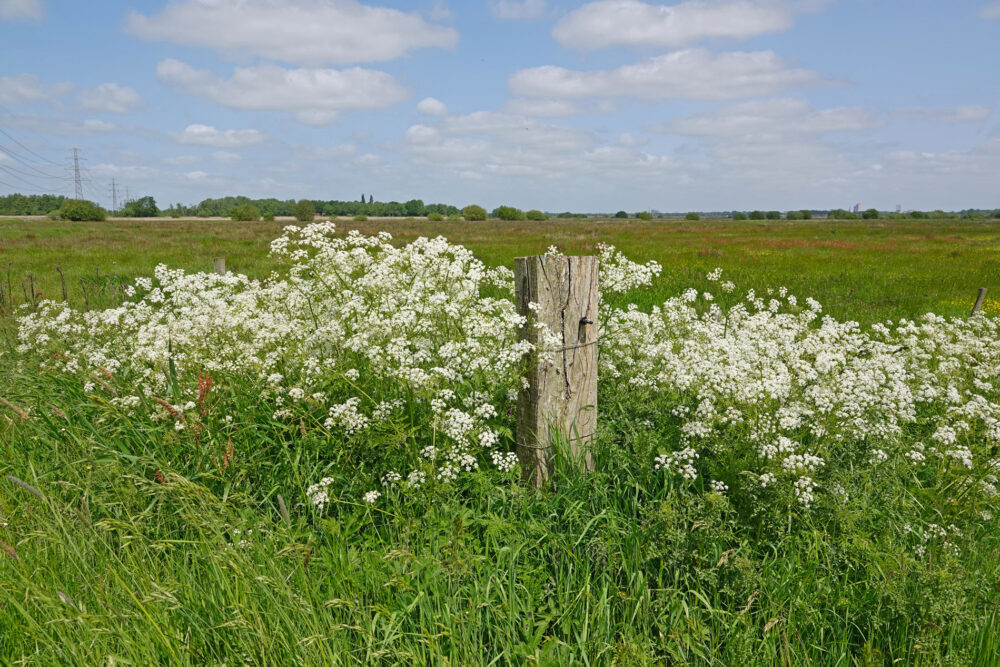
[971,287,987,317]
[213,257,226,275]
[515,255,598,487]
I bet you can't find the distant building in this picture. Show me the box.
[895,204,902,214]
[851,202,862,213]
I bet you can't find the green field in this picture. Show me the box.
[2,217,999,664]
[3,216,999,323]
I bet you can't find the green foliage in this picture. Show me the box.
[748,210,765,220]
[57,199,107,221]
[462,205,487,221]
[427,212,444,221]
[492,206,525,221]
[230,204,261,221]
[786,210,803,220]
[354,214,368,221]
[614,210,629,219]
[292,200,315,222]
[685,212,700,221]
[800,209,813,219]
[909,210,928,219]
[0,193,68,215]
[525,209,548,221]
[404,199,426,217]
[121,196,159,218]
[636,211,653,220]
[262,211,275,221]
[447,213,461,221]
[863,208,880,219]
[731,211,747,220]
[766,210,781,220]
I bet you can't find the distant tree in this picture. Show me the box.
[636,211,653,220]
[786,210,803,220]
[800,210,812,220]
[361,193,365,203]
[230,203,261,221]
[685,212,700,221]
[427,212,444,221]
[993,210,1000,219]
[614,210,629,219]
[462,205,487,221]
[292,199,315,222]
[827,209,849,219]
[493,205,525,220]
[862,208,880,219]
[732,211,748,220]
[262,211,275,221]
[525,209,548,221]
[404,199,426,216]
[121,196,159,218]
[908,210,927,219]
[766,210,781,220]
[749,210,765,220]
[447,213,461,221]
[58,199,107,221]
[368,195,374,204]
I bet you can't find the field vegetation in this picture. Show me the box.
[1,217,999,663]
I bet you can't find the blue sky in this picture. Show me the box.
[1,0,998,212]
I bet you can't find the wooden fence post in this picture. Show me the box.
[515,255,598,487]
[213,257,226,275]
[971,287,987,317]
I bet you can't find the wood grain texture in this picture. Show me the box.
[515,255,598,487]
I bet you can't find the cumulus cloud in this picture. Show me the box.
[0,0,42,20]
[490,0,546,20]
[509,49,827,101]
[126,0,457,66]
[659,98,883,136]
[416,97,449,116]
[77,83,145,114]
[980,1,1000,19]
[553,0,795,50]
[0,74,70,105]
[169,124,267,148]
[892,105,991,123]
[502,99,587,117]
[157,59,409,125]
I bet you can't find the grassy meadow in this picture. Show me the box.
[1,216,999,665]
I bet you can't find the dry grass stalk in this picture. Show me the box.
[152,397,185,421]
[0,539,17,560]
[0,397,28,420]
[5,475,44,501]
[47,403,68,421]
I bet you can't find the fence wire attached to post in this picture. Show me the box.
[514,254,598,488]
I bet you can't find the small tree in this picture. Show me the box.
[525,209,548,221]
[800,210,812,220]
[462,205,487,221]
[262,211,275,221]
[58,199,107,221]
[766,211,781,220]
[732,211,748,220]
[427,212,444,221]
[292,199,315,222]
[404,199,426,216]
[636,211,653,220]
[749,210,765,220]
[121,196,159,218]
[786,210,803,220]
[492,206,525,220]
[614,210,628,219]
[685,212,700,221]
[862,208,880,219]
[230,203,261,221]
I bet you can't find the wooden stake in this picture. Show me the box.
[213,257,226,275]
[515,255,598,487]
[971,287,987,317]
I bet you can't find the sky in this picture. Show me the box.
[0,0,999,213]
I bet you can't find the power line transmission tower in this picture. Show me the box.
[71,147,84,199]
[110,177,119,214]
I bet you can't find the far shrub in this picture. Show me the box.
[732,211,747,220]
[427,212,444,221]
[614,210,629,219]
[262,211,275,221]
[525,209,548,221]
[292,200,315,222]
[636,211,653,220]
[862,208,880,219]
[748,210,765,220]
[493,206,525,221]
[447,213,461,221]
[685,212,700,221]
[786,210,803,220]
[230,204,261,221]
[462,205,487,221]
[766,210,781,220]
[58,199,107,221]
[354,214,368,221]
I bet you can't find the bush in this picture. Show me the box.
[800,209,813,220]
[748,210,765,220]
[461,205,487,221]
[786,211,803,220]
[58,199,107,221]
[262,211,275,221]
[636,211,653,220]
[447,213,461,221]
[230,204,261,221]
[732,211,748,220]
[427,212,444,221]
[120,196,159,218]
[292,200,315,222]
[862,208,880,219]
[525,209,548,221]
[354,214,368,221]
[614,210,629,219]
[685,212,700,221]
[766,211,781,220]
[492,206,525,221]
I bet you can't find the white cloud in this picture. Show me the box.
[404,124,442,145]
[553,0,794,50]
[502,99,586,117]
[169,124,267,148]
[0,74,70,105]
[618,132,648,147]
[126,0,457,66]
[0,0,42,20]
[490,0,546,20]
[417,97,449,116]
[509,49,826,101]
[185,170,209,181]
[2,113,119,135]
[163,155,201,166]
[157,59,408,125]
[77,83,145,114]
[212,151,242,163]
[980,1,1000,19]
[660,98,882,136]
[892,105,991,123]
